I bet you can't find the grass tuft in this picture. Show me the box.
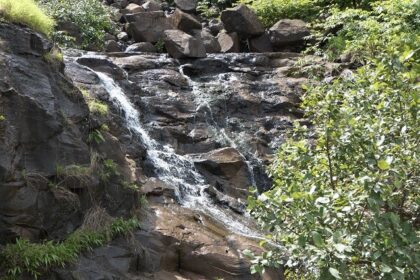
[0,0,54,35]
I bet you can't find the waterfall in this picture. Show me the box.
[94,71,261,238]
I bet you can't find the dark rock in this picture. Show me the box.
[269,19,310,50]
[76,56,126,80]
[217,32,240,53]
[170,8,202,34]
[208,18,224,36]
[174,0,197,12]
[221,4,264,38]
[121,3,145,14]
[164,29,206,58]
[117,31,129,41]
[125,42,157,53]
[249,33,273,53]
[193,29,221,53]
[105,40,121,52]
[126,11,173,43]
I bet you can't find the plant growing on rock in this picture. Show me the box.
[0,0,54,35]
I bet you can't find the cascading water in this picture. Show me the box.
[93,70,261,237]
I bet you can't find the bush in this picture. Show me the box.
[39,0,115,49]
[197,0,237,18]
[0,0,54,35]
[246,1,420,279]
[0,218,140,279]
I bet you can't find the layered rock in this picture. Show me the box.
[126,11,173,43]
[221,4,265,38]
[269,19,310,51]
[163,29,206,58]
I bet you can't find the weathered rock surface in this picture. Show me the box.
[126,42,158,53]
[170,8,202,34]
[164,30,206,58]
[221,4,265,38]
[269,19,310,51]
[249,33,273,53]
[126,11,173,43]
[175,0,197,12]
[193,29,221,53]
[218,32,240,53]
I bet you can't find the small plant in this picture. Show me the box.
[55,164,92,188]
[88,129,105,144]
[98,159,120,182]
[0,217,140,279]
[122,181,139,191]
[43,47,64,64]
[88,100,108,117]
[0,115,5,121]
[154,38,166,53]
[139,195,149,209]
[0,0,54,35]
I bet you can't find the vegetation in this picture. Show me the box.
[197,0,237,18]
[43,47,64,64]
[0,0,54,35]
[0,217,140,279]
[246,0,420,279]
[39,0,115,49]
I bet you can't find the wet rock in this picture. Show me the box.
[217,32,240,53]
[269,19,310,50]
[221,4,264,38]
[249,33,273,53]
[111,0,129,9]
[208,18,224,36]
[76,56,126,80]
[126,11,173,43]
[191,147,251,199]
[164,29,206,58]
[117,31,129,41]
[193,29,221,53]
[170,8,202,34]
[105,40,121,52]
[125,42,157,53]
[174,0,197,12]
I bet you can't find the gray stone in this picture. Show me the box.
[217,32,240,53]
[249,33,273,53]
[126,11,173,43]
[105,40,121,52]
[221,4,264,38]
[125,42,157,52]
[208,18,224,36]
[174,0,197,12]
[269,19,310,49]
[193,29,221,53]
[164,29,206,58]
[170,8,202,34]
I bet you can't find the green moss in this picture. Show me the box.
[0,0,54,35]
[0,115,5,122]
[0,218,140,279]
[88,100,108,117]
[43,48,64,64]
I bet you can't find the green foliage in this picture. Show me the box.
[0,0,54,35]
[56,164,91,178]
[155,38,166,53]
[247,1,420,279]
[197,0,237,18]
[0,218,140,279]
[88,100,108,117]
[239,0,376,27]
[43,47,64,64]
[0,115,5,121]
[88,129,105,144]
[99,159,120,182]
[39,0,115,49]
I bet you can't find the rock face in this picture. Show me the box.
[249,33,273,53]
[126,11,173,43]
[164,30,206,58]
[126,42,157,53]
[269,19,310,50]
[175,0,197,12]
[193,29,221,53]
[221,4,265,38]
[170,8,202,34]
[218,32,240,53]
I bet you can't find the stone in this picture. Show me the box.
[217,32,240,53]
[174,0,197,12]
[125,42,157,52]
[208,18,224,36]
[117,31,129,41]
[126,11,173,43]
[170,8,202,34]
[269,19,310,50]
[191,147,252,199]
[220,4,264,38]
[121,3,144,14]
[163,29,206,58]
[249,33,273,53]
[142,0,162,11]
[193,29,221,53]
[105,40,121,52]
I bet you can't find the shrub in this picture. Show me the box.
[0,217,139,279]
[39,0,115,49]
[197,0,237,18]
[246,1,420,279]
[43,47,64,64]
[0,0,54,35]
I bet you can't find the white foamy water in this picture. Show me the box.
[94,71,261,237]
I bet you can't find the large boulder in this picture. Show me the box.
[174,0,197,12]
[169,8,202,34]
[208,18,224,36]
[217,32,240,53]
[126,11,173,43]
[220,4,264,38]
[193,29,221,53]
[163,29,206,58]
[125,42,157,53]
[121,3,144,14]
[269,19,310,50]
[249,33,273,52]
[142,0,162,11]
[191,147,252,199]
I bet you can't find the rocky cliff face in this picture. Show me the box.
[0,22,340,279]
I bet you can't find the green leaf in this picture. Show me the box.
[312,232,324,247]
[329,268,342,279]
[377,160,390,170]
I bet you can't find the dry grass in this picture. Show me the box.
[0,0,54,35]
[81,206,114,232]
